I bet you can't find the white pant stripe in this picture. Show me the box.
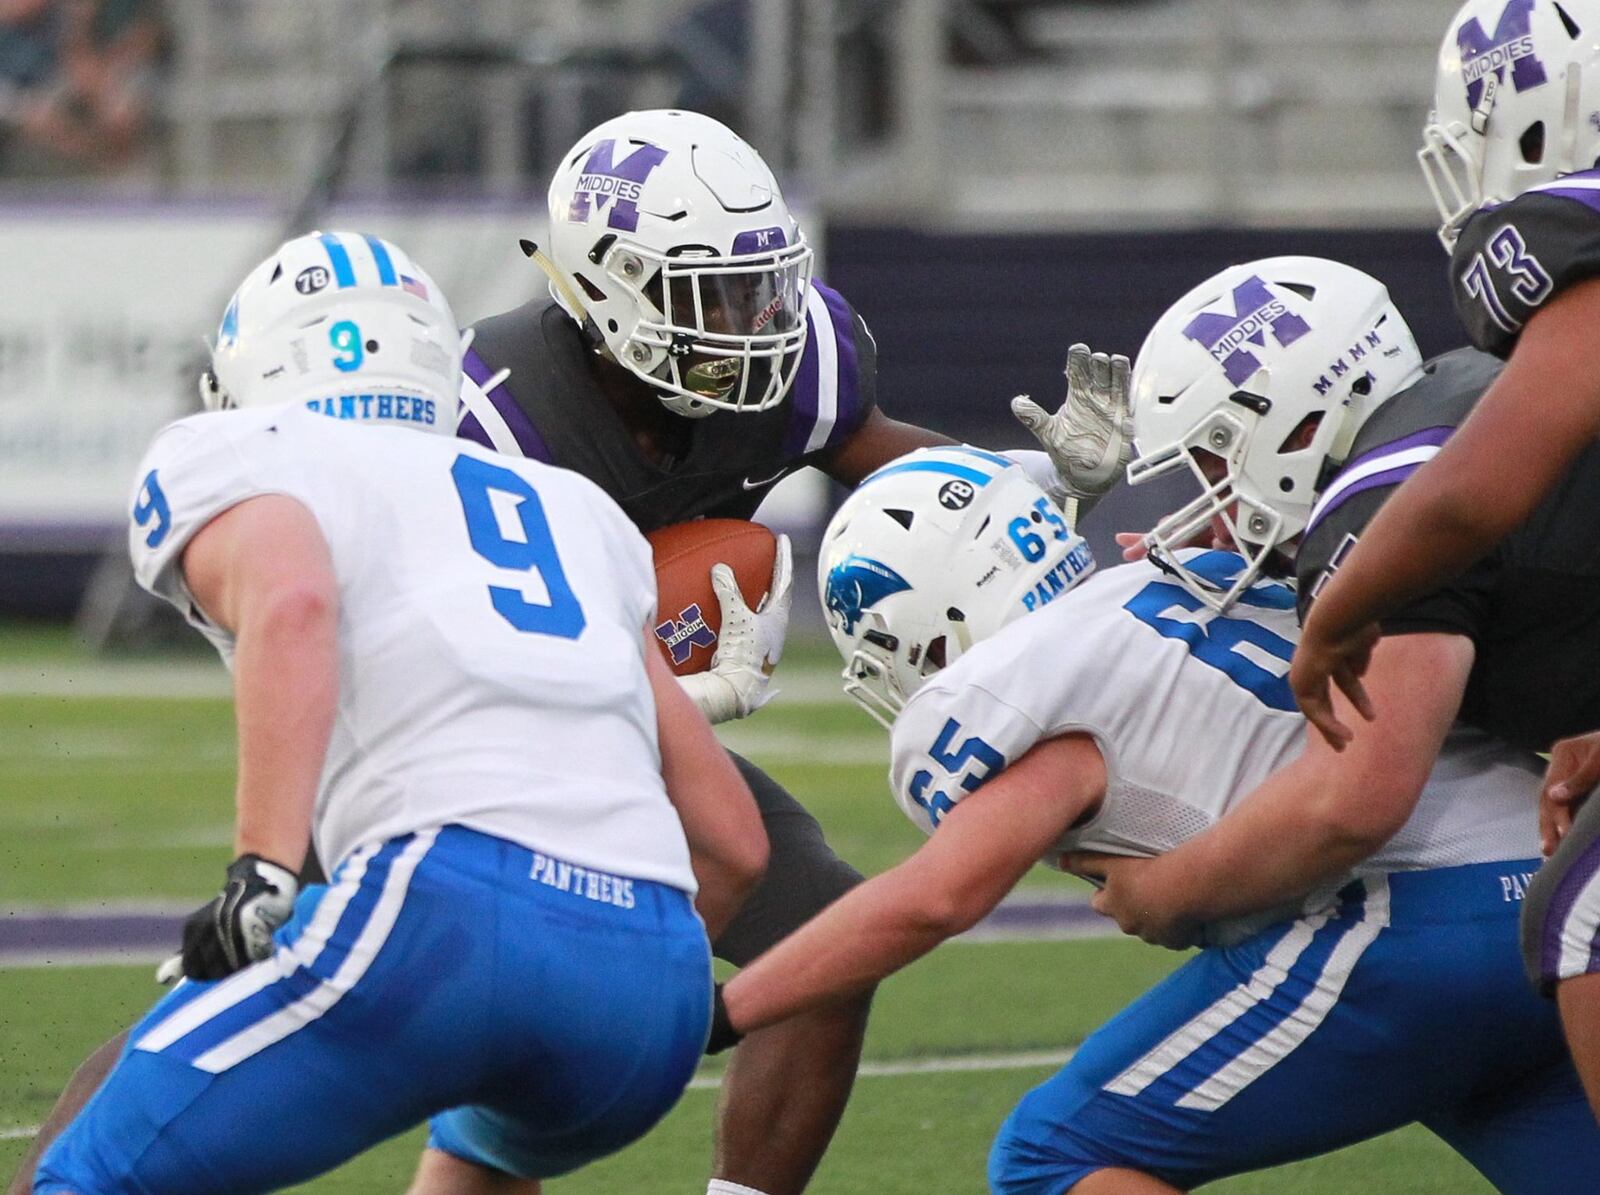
[1557,868,1600,980]
[803,288,840,454]
[190,829,437,1074]
[133,843,380,1056]
[1103,910,1331,1099]
[1176,877,1391,1111]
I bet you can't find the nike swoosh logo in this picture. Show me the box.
[742,467,790,490]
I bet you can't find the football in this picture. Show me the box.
[646,518,779,675]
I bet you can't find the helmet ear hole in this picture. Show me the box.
[1520,121,1546,164]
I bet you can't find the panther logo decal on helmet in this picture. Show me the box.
[824,556,913,636]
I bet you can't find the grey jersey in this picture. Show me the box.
[1299,346,1600,752]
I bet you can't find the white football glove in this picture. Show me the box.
[1012,342,1133,519]
[678,534,793,725]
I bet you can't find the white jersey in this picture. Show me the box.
[890,550,1540,885]
[128,403,694,890]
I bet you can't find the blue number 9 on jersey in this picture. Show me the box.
[451,455,586,639]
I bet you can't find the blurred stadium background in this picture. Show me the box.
[0,0,1467,628]
[1,3,1500,1191]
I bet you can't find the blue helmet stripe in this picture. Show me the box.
[950,445,1015,470]
[863,459,993,488]
[363,234,397,286]
[319,233,356,288]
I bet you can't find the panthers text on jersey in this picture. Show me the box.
[455,284,877,530]
[889,549,1540,910]
[126,403,695,890]
[1298,346,1600,752]
[1450,167,1600,357]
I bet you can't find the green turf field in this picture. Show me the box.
[0,625,1492,1192]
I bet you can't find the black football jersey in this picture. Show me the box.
[1450,169,1600,358]
[454,283,877,532]
[1298,346,1600,752]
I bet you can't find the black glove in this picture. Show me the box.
[706,982,744,1055]
[179,854,299,981]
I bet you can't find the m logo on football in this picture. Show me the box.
[655,603,717,666]
[1181,276,1312,386]
[568,139,669,233]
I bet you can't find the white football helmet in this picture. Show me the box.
[204,231,461,434]
[544,109,813,418]
[1420,0,1600,249]
[1127,257,1423,614]
[819,446,1097,727]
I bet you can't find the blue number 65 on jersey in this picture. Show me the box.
[909,718,1005,829]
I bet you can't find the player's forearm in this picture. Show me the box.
[722,867,964,1034]
[1144,765,1396,925]
[230,586,337,866]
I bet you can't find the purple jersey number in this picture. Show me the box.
[1463,224,1553,333]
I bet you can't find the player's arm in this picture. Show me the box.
[164,495,338,979]
[1084,633,1472,947]
[647,637,767,938]
[183,496,338,869]
[1294,278,1600,744]
[720,733,1103,1037]
[817,406,956,486]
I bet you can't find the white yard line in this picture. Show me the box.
[0,1050,1077,1144]
[688,1047,1074,1089]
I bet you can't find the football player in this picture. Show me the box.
[449,106,1124,1195]
[708,437,1599,1194]
[1076,256,1600,1122]
[30,232,768,1195]
[1292,0,1600,740]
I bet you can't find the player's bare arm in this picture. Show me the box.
[647,637,768,939]
[1294,277,1600,746]
[1085,633,1473,948]
[816,406,956,487]
[182,494,338,872]
[720,733,1104,1037]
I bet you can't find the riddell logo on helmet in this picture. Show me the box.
[570,139,670,233]
[1458,0,1547,110]
[1181,277,1311,387]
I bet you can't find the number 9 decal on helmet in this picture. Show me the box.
[204,230,461,435]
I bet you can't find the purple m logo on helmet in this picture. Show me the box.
[569,139,669,233]
[1458,0,1548,111]
[655,603,717,666]
[1181,276,1312,387]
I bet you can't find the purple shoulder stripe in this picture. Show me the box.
[1304,425,1453,537]
[782,311,823,459]
[1340,425,1453,473]
[781,280,867,459]
[1533,186,1600,215]
[461,345,554,463]
[816,282,863,450]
